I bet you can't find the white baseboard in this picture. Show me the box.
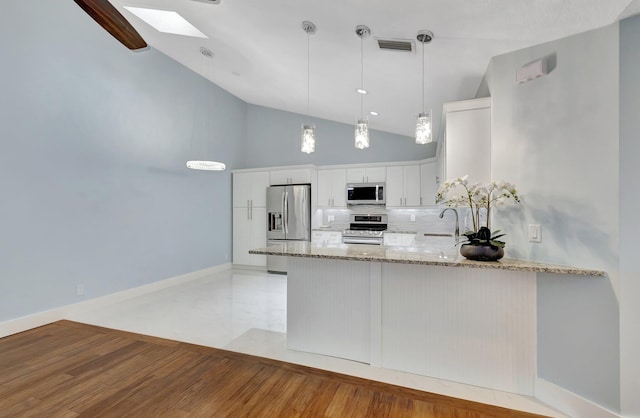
[0,263,232,338]
[536,378,620,418]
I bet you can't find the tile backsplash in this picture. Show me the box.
[317,206,474,237]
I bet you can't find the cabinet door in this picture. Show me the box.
[386,166,404,207]
[269,170,291,185]
[365,166,386,183]
[249,207,267,266]
[384,233,402,246]
[420,163,439,206]
[289,168,312,184]
[346,168,366,184]
[444,100,491,184]
[312,231,325,243]
[326,232,343,245]
[330,169,347,207]
[233,207,251,265]
[270,168,312,185]
[317,170,333,207]
[401,233,417,246]
[403,165,421,207]
[233,171,269,207]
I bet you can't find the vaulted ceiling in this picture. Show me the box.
[108,0,636,139]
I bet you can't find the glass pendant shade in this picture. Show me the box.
[354,120,369,149]
[301,124,316,154]
[415,111,433,144]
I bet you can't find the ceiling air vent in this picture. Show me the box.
[376,38,415,52]
[191,0,221,3]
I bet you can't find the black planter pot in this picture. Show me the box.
[460,244,504,261]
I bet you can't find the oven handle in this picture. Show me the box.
[342,238,383,245]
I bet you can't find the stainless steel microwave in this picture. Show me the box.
[346,183,386,205]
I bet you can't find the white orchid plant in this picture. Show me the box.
[436,175,520,248]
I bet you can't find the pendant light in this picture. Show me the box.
[186,46,226,171]
[355,25,370,150]
[301,21,317,154]
[415,30,434,145]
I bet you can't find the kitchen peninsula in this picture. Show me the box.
[250,242,605,396]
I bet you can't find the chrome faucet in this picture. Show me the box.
[439,208,459,243]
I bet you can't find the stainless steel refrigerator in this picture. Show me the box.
[266,184,311,273]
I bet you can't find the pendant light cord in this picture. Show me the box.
[421,41,425,114]
[360,34,364,119]
[307,31,310,117]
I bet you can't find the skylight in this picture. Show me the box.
[123,7,208,38]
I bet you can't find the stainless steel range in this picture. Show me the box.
[342,214,388,245]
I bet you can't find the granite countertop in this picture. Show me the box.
[249,242,606,277]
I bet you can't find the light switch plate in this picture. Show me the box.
[529,224,542,243]
[410,214,416,222]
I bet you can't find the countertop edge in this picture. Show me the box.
[249,245,607,277]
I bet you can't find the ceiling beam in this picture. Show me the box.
[74,0,147,51]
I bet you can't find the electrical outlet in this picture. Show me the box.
[224,253,229,261]
[529,224,542,243]
[328,215,335,222]
[76,284,85,296]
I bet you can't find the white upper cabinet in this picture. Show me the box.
[386,165,421,207]
[442,97,491,184]
[270,168,312,185]
[420,162,439,206]
[233,171,270,208]
[346,166,386,184]
[317,169,346,208]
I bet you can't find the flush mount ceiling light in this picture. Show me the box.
[186,47,225,171]
[123,7,208,38]
[301,21,317,154]
[354,25,370,150]
[415,30,434,145]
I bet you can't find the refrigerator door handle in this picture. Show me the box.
[284,191,289,235]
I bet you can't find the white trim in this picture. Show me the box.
[535,378,620,418]
[0,263,232,339]
[231,159,440,174]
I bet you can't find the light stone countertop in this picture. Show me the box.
[250,241,606,277]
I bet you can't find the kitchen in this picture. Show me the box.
[1,1,639,417]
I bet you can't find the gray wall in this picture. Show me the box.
[619,14,640,417]
[242,104,433,168]
[481,25,620,411]
[0,0,245,320]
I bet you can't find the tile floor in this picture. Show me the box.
[69,268,565,417]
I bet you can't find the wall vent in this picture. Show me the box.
[376,38,415,52]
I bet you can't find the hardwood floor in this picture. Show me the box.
[0,321,549,417]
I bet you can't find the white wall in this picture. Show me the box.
[619,14,640,418]
[0,0,246,321]
[482,24,621,412]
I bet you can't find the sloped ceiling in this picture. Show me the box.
[109,0,633,142]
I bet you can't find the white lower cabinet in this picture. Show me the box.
[312,230,343,245]
[383,233,416,247]
[233,206,266,267]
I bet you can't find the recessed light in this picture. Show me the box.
[124,7,208,38]
[356,88,368,94]
[369,111,378,116]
